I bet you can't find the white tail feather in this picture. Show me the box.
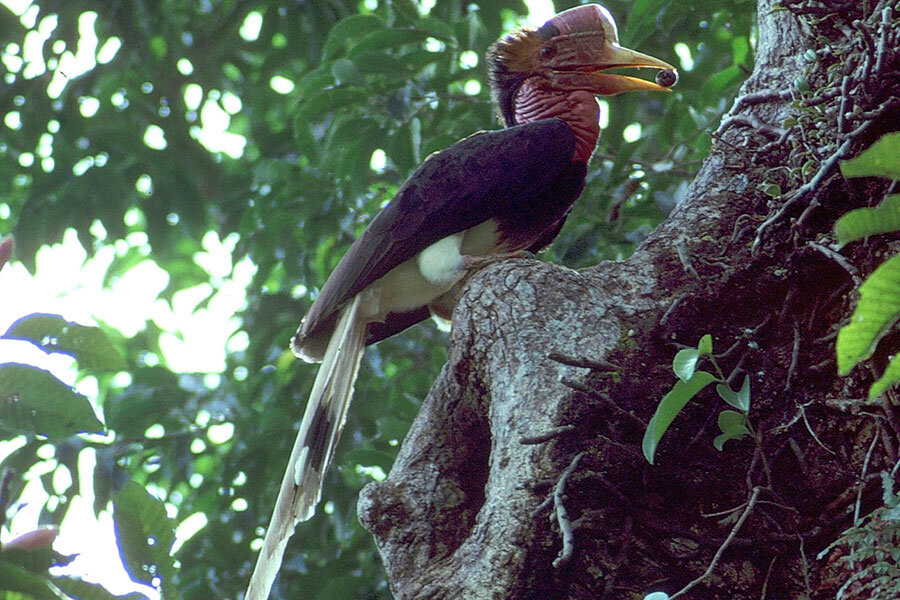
[246,294,367,600]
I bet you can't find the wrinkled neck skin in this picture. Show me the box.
[513,76,600,163]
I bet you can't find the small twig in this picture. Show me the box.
[552,452,585,568]
[560,376,646,427]
[757,126,793,156]
[807,241,862,286]
[531,494,553,518]
[809,357,835,372]
[715,114,787,139]
[702,500,748,519]
[768,399,814,434]
[777,288,796,326]
[714,339,743,360]
[747,444,762,490]
[788,439,810,478]
[713,89,795,139]
[798,533,813,598]
[840,111,879,140]
[729,213,756,244]
[785,322,801,394]
[799,402,837,455]
[854,427,881,526]
[520,425,576,445]
[670,486,762,600]
[880,393,900,445]
[880,423,897,466]
[874,6,892,75]
[848,97,900,122]
[838,73,852,134]
[725,350,750,387]
[660,294,685,326]
[759,556,778,600]
[753,135,855,252]
[891,453,900,480]
[733,88,795,112]
[548,351,617,371]
[756,436,774,489]
[675,240,700,280]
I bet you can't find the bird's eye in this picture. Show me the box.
[539,45,556,59]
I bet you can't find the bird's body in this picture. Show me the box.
[294,119,584,361]
[247,5,675,598]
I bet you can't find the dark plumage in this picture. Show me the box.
[294,119,580,359]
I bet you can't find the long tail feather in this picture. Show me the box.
[246,294,366,600]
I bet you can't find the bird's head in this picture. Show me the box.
[488,4,676,127]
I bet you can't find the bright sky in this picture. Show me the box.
[0,0,257,595]
[0,0,556,597]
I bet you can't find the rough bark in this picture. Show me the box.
[358,0,900,598]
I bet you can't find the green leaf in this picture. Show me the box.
[323,14,386,59]
[835,194,900,246]
[643,371,716,464]
[331,58,365,86]
[837,254,900,375]
[52,576,149,600]
[715,375,751,412]
[417,17,457,41]
[761,183,782,198]
[0,561,64,599]
[706,65,742,95]
[0,546,56,573]
[697,334,713,356]
[672,348,699,382]
[622,0,674,46]
[112,482,176,593]
[672,335,712,381]
[732,35,750,65]
[2,313,126,372]
[0,363,104,438]
[149,36,166,60]
[840,132,900,180]
[104,366,189,438]
[870,353,900,400]
[297,87,368,122]
[350,50,407,76]
[348,28,433,59]
[713,410,751,451]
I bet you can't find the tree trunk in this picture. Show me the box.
[358,0,900,598]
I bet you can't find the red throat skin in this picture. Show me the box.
[513,78,600,163]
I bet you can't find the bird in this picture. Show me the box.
[246,4,675,598]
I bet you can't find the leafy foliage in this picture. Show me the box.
[819,472,900,600]
[0,0,754,597]
[3,313,126,372]
[0,363,104,439]
[112,483,177,595]
[0,529,139,600]
[834,195,900,246]
[835,133,900,400]
[839,132,900,180]
[643,335,754,464]
[836,256,900,380]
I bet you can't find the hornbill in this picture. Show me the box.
[247,4,675,597]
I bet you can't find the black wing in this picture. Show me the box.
[298,118,578,345]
